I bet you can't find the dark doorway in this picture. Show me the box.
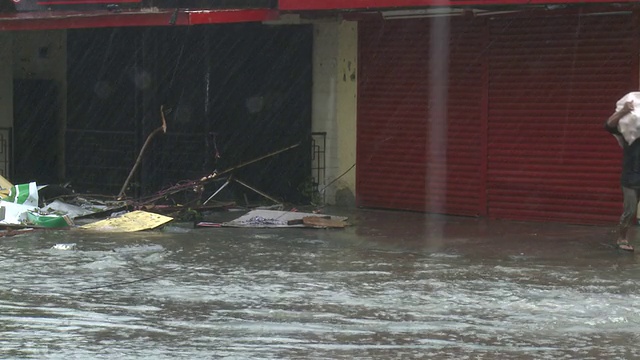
[143,24,314,204]
[204,24,314,205]
[13,79,59,185]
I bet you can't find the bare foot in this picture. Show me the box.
[617,240,635,252]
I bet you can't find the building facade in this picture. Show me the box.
[0,0,637,224]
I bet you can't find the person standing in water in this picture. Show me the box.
[605,100,640,251]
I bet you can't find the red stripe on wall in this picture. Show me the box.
[37,0,140,4]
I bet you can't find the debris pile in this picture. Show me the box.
[0,146,345,235]
[0,175,347,235]
[0,177,130,231]
[0,107,346,236]
[0,179,73,228]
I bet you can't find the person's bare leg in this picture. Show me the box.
[618,186,637,251]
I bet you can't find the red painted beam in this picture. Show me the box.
[279,0,639,10]
[0,8,277,31]
[0,11,186,30]
[38,0,140,4]
[188,9,278,25]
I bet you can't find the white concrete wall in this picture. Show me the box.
[335,20,357,206]
[13,30,66,82]
[13,30,67,124]
[311,21,338,204]
[311,19,357,207]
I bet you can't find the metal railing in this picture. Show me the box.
[311,132,326,204]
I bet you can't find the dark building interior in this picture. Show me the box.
[64,23,313,204]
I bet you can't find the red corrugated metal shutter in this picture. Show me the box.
[487,13,637,224]
[357,17,484,215]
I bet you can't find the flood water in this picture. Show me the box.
[1,208,640,359]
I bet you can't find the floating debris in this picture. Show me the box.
[239,215,289,227]
[42,199,96,219]
[223,209,348,229]
[79,210,173,232]
[26,212,74,228]
[52,243,77,251]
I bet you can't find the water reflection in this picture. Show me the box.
[1,209,639,359]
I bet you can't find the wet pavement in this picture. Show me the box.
[1,208,640,359]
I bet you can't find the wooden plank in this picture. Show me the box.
[302,216,347,228]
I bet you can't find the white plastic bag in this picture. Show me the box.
[616,92,640,145]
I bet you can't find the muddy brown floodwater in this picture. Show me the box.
[1,208,640,359]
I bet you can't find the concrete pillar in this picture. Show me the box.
[335,20,357,207]
[311,19,357,207]
[312,21,338,204]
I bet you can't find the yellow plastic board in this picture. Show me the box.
[0,175,12,197]
[79,211,173,232]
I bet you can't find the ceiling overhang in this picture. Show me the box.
[279,0,639,11]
